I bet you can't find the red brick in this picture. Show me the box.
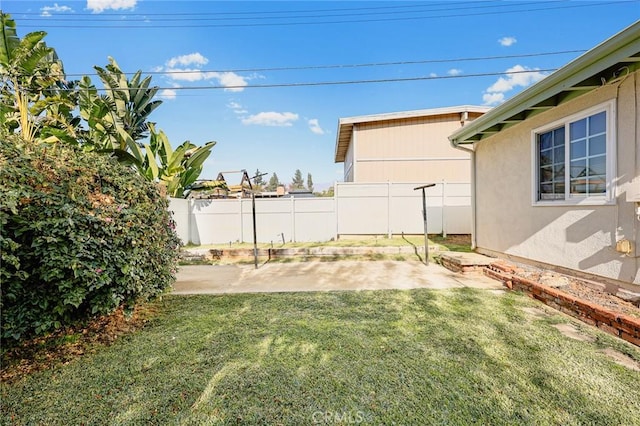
[580,316,598,327]
[616,316,640,337]
[618,315,640,330]
[543,286,562,299]
[620,332,640,347]
[556,291,578,304]
[591,309,618,325]
[513,276,540,288]
[560,307,578,317]
[597,322,620,337]
[574,299,604,315]
[490,262,514,273]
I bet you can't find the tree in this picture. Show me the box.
[291,169,305,190]
[266,172,281,191]
[253,168,265,190]
[0,13,79,143]
[78,57,162,152]
[1,17,216,198]
[143,124,216,197]
[307,172,314,192]
[315,186,335,197]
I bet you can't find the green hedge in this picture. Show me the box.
[0,139,181,345]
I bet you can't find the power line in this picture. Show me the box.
[15,1,549,22]
[52,50,584,78]
[14,50,583,79]
[14,1,636,28]
[1,1,539,17]
[43,68,559,92]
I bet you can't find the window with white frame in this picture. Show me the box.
[534,101,614,204]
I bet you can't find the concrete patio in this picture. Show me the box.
[173,259,504,295]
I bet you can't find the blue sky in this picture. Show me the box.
[4,1,639,189]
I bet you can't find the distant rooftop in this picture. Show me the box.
[335,105,490,162]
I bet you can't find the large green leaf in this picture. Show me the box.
[144,143,159,181]
[0,13,20,67]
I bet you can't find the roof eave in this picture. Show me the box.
[334,105,491,163]
[449,21,640,146]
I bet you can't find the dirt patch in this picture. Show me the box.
[522,306,551,320]
[552,323,596,342]
[517,271,640,319]
[1,305,155,384]
[600,348,640,372]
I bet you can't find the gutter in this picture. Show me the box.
[452,143,477,250]
[449,20,640,146]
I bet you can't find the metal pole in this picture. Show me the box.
[252,192,258,269]
[249,171,267,270]
[414,184,435,266]
[422,188,428,265]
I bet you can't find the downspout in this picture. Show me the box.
[453,143,477,250]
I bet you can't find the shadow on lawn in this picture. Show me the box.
[3,289,639,425]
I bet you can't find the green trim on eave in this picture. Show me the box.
[450,20,640,146]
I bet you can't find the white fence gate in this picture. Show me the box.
[169,182,471,245]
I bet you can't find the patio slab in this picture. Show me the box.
[172,260,504,295]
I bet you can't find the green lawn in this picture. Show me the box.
[2,289,640,425]
[185,234,471,252]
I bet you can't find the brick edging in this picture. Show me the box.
[483,264,640,347]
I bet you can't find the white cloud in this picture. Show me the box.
[159,89,177,100]
[162,53,248,92]
[429,72,438,78]
[41,3,73,16]
[498,36,517,47]
[166,53,208,68]
[308,119,325,135]
[447,68,463,76]
[213,72,248,92]
[482,93,505,105]
[227,102,248,114]
[482,65,548,105]
[242,112,299,127]
[86,0,137,13]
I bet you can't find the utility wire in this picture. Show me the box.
[14,1,635,28]
[41,68,559,92]
[15,1,550,22]
[48,50,583,78]
[5,1,554,17]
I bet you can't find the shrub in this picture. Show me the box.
[0,138,181,345]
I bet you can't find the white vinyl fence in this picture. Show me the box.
[169,182,471,245]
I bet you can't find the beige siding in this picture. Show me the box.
[357,159,471,183]
[474,70,640,286]
[351,113,480,183]
[344,133,355,182]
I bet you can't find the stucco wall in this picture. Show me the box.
[475,70,640,285]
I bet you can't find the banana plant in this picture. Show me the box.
[145,123,217,197]
[93,57,162,145]
[0,13,77,142]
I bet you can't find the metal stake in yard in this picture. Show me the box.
[414,183,436,265]
[251,171,269,269]
[252,191,258,269]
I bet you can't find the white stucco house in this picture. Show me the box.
[449,21,640,289]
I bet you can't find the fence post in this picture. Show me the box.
[442,179,447,238]
[239,197,244,243]
[291,196,296,243]
[334,182,339,241]
[387,181,392,238]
